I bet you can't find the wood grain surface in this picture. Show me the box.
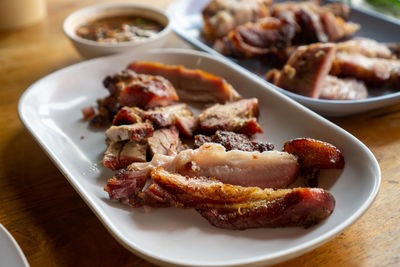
[0,0,399,266]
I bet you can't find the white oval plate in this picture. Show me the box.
[18,49,380,266]
[0,224,29,267]
[166,0,400,116]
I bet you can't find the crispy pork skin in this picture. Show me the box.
[197,98,263,135]
[283,138,345,169]
[105,123,154,142]
[103,70,179,108]
[275,43,336,98]
[148,127,185,157]
[127,61,241,103]
[320,75,368,100]
[194,131,274,152]
[143,168,335,229]
[331,52,400,88]
[202,0,271,40]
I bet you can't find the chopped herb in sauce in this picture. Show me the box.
[76,16,164,43]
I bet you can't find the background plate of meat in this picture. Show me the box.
[166,0,400,116]
[19,49,380,266]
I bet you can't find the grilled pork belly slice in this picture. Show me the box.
[213,17,297,58]
[148,127,185,157]
[320,75,368,100]
[336,38,394,59]
[274,43,336,98]
[127,61,241,103]
[105,123,154,142]
[283,138,344,169]
[103,141,147,171]
[331,52,400,88]
[194,131,274,152]
[202,0,271,40]
[105,143,299,204]
[113,104,197,136]
[143,168,335,229]
[168,143,298,189]
[197,98,263,135]
[103,70,179,109]
[284,138,344,187]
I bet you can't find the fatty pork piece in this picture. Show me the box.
[271,1,359,43]
[336,38,395,59]
[270,43,336,98]
[213,17,297,59]
[319,75,368,100]
[194,130,274,152]
[147,127,185,158]
[106,122,154,142]
[104,143,300,205]
[103,141,147,171]
[197,98,263,135]
[331,52,400,89]
[103,126,184,171]
[284,138,345,187]
[113,104,197,137]
[143,168,335,229]
[102,69,179,108]
[202,0,272,40]
[127,61,241,103]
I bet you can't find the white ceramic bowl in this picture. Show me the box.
[63,3,171,58]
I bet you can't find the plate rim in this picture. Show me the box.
[18,48,381,267]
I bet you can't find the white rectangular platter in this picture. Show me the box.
[19,49,380,266]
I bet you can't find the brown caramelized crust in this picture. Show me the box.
[275,43,336,98]
[194,131,274,152]
[283,138,345,169]
[197,98,263,135]
[127,61,241,103]
[142,168,335,229]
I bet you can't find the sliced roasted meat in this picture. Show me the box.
[127,61,241,103]
[213,17,297,59]
[273,43,336,98]
[336,38,394,59]
[194,130,274,152]
[169,143,298,189]
[105,143,299,205]
[103,141,147,170]
[104,153,173,206]
[283,138,345,169]
[103,70,179,108]
[143,168,335,229]
[271,1,359,43]
[284,138,345,187]
[197,98,263,135]
[320,75,368,100]
[105,122,154,142]
[331,52,400,88]
[202,0,271,40]
[148,126,185,157]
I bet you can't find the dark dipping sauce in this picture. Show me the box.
[76,16,164,44]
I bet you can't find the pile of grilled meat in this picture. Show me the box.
[83,61,345,230]
[202,0,400,100]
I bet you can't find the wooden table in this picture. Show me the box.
[0,0,399,266]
